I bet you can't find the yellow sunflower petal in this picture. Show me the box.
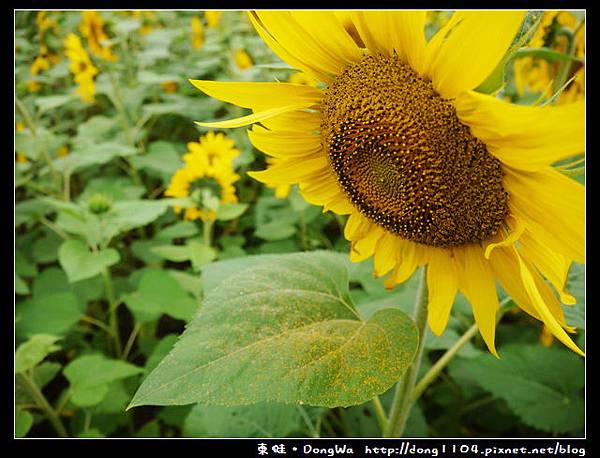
[297,168,353,215]
[247,126,322,158]
[531,258,575,333]
[349,11,390,56]
[426,11,525,98]
[383,241,418,289]
[258,110,321,133]
[489,245,542,321]
[289,11,362,66]
[373,233,402,277]
[300,171,343,202]
[505,167,584,264]
[422,12,463,77]
[247,154,329,185]
[253,11,346,80]
[455,91,584,171]
[520,230,576,305]
[195,105,311,129]
[189,79,322,110]
[349,11,427,73]
[484,215,525,259]
[322,193,355,215]
[344,212,371,241]
[455,245,499,357]
[516,250,584,356]
[248,12,330,83]
[489,245,573,331]
[350,225,386,262]
[427,248,459,336]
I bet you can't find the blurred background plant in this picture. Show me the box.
[15,10,585,438]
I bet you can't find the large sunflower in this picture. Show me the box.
[191,11,585,356]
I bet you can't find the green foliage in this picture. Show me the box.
[64,354,143,407]
[455,345,584,434]
[123,269,198,323]
[15,408,34,438]
[58,240,120,282]
[15,335,61,373]
[16,292,82,337]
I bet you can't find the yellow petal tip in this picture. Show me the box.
[560,293,577,306]
[194,121,217,128]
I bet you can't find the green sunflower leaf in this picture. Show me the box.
[15,408,34,438]
[122,270,198,323]
[64,354,143,407]
[129,251,418,409]
[155,221,199,240]
[16,292,82,338]
[15,334,61,374]
[254,221,297,241]
[216,202,248,221]
[58,240,120,283]
[188,241,217,272]
[455,344,584,433]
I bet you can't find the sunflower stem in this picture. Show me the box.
[411,322,479,403]
[203,218,214,247]
[383,266,428,437]
[101,267,122,358]
[17,373,68,437]
[372,395,388,433]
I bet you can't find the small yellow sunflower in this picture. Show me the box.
[127,10,156,36]
[191,16,204,49]
[191,11,585,356]
[15,122,28,163]
[27,44,58,93]
[161,81,178,93]
[64,33,99,103]
[57,145,70,158]
[165,132,240,222]
[79,11,117,62]
[234,49,254,70]
[288,71,320,87]
[36,11,56,35]
[205,10,222,29]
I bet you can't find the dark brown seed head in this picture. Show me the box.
[321,54,509,248]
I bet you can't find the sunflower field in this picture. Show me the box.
[15,10,585,440]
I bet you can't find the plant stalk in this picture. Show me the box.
[372,395,388,433]
[411,322,479,403]
[101,267,121,357]
[411,296,513,403]
[383,266,428,437]
[203,218,214,247]
[17,373,68,437]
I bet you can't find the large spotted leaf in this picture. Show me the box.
[129,251,418,409]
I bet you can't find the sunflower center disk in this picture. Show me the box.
[321,54,509,248]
